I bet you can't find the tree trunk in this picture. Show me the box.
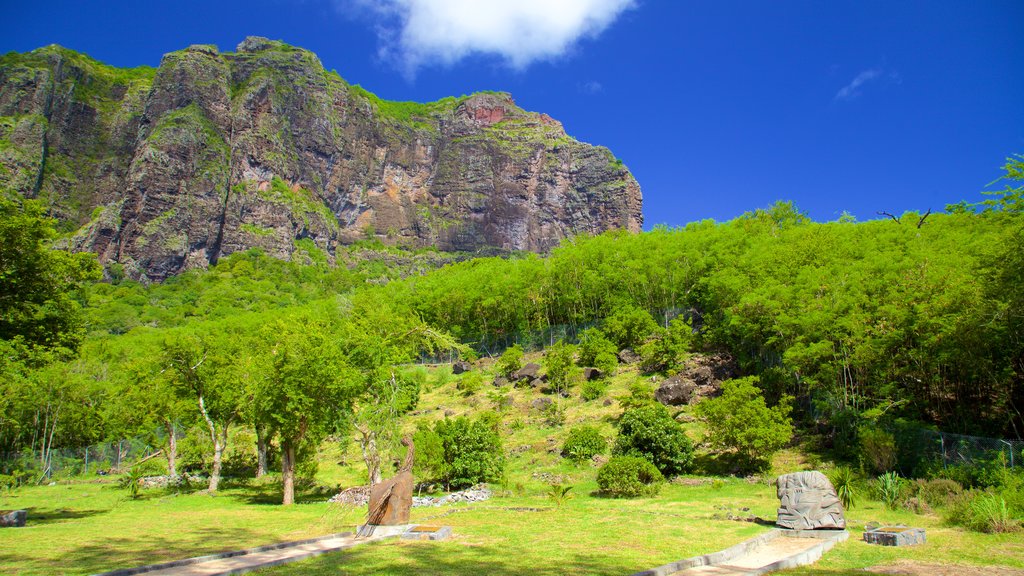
[356,424,382,485]
[209,424,227,492]
[166,420,178,478]
[282,440,296,506]
[255,423,268,478]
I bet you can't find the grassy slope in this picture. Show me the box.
[1,359,1022,575]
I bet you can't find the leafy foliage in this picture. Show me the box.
[495,344,524,379]
[561,425,607,462]
[596,455,664,497]
[694,377,792,472]
[433,415,505,489]
[544,340,579,394]
[602,305,659,351]
[613,404,693,477]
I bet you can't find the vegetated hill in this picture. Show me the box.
[0,37,642,281]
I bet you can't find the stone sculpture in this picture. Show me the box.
[776,471,846,530]
[364,436,415,530]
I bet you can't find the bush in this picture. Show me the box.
[859,427,897,474]
[638,317,692,373]
[434,415,504,489]
[915,478,963,508]
[613,404,693,477]
[876,471,905,510]
[457,371,483,396]
[594,352,618,379]
[828,466,858,510]
[947,490,1022,533]
[597,455,664,497]
[602,305,659,351]
[581,378,609,402]
[496,344,524,379]
[619,380,656,409]
[562,425,607,462]
[544,340,579,394]
[577,328,617,367]
[693,377,792,473]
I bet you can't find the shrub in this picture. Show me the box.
[593,351,619,378]
[602,305,659,351]
[829,466,858,510]
[581,378,609,402]
[968,493,1020,533]
[496,344,524,379]
[915,478,963,508]
[542,401,566,427]
[411,423,445,481]
[562,425,607,462]
[597,455,664,497]
[638,317,692,374]
[434,415,504,489]
[457,371,483,396]
[619,380,656,409]
[544,340,579,394]
[859,427,897,474]
[876,471,904,510]
[613,404,693,477]
[693,377,792,473]
[577,328,617,367]
[547,484,574,508]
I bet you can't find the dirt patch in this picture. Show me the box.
[866,561,1024,576]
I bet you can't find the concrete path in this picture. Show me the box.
[634,529,849,576]
[95,526,411,576]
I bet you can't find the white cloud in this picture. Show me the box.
[834,69,882,101]
[579,80,603,94]
[341,0,635,75]
[834,68,900,101]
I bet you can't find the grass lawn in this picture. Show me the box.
[2,359,1022,575]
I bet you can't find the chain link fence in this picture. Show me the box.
[921,429,1023,469]
[1,435,166,483]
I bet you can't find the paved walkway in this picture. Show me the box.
[634,529,849,576]
[670,535,827,575]
[98,526,411,576]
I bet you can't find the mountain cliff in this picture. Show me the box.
[0,37,642,280]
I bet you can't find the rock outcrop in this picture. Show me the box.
[0,38,643,280]
[655,353,737,406]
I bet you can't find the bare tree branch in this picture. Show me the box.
[877,211,900,224]
[916,208,932,229]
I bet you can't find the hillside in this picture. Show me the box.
[0,37,642,280]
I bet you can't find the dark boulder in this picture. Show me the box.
[512,362,541,382]
[618,349,640,364]
[492,375,509,387]
[452,361,471,374]
[531,397,553,411]
[0,510,26,528]
[582,367,604,381]
[655,375,698,406]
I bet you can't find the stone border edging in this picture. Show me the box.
[90,532,356,576]
[631,528,849,576]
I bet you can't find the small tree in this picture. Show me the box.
[602,305,659,351]
[434,414,504,489]
[544,340,579,394]
[597,455,664,497]
[496,344,524,379]
[257,316,358,505]
[613,404,693,477]
[639,317,692,373]
[694,377,793,473]
[577,328,617,367]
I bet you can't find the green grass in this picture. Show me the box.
[1,360,1022,575]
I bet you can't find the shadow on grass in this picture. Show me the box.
[227,479,335,506]
[0,526,269,575]
[22,506,108,525]
[258,538,645,576]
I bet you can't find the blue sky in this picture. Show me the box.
[5,0,1023,227]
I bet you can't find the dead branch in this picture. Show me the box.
[877,211,900,224]
[916,208,932,228]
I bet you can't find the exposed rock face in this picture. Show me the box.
[776,471,846,530]
[655,353,737,406]
[0,38,643,280]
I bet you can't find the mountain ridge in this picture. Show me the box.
[0,36,642,280]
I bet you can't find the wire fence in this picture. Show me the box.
[0,435,165,483]
[921,429,1023,469]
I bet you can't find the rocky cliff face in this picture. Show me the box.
[0,37,643,280]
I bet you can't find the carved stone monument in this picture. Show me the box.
[362,436,414,533]
[776,471,846,530]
